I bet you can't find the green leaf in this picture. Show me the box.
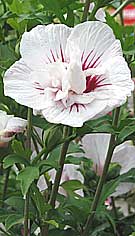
[118,126,135,143]
[65,7,74,27]
[17,166,39,195]
[91,222,110,236]
[98,179,119,209]
[32,115,52,130]
[68,142,84,154]
[49,229,78,236]
[45,220,59,228]
[77,115,112,136]
[61,180,84,195]
[106,12,123,45]
[5,196,24,210]
[65,155,88,165]
[44,125,63,150]
[40,0,66,23]
[3,154,28,169]
[5,214,23,230]
[12,140,32,159]
[30,183,51,217]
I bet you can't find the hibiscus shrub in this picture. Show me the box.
[0,0,135,236]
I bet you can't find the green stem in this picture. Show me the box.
[24,108,32,236]
[49,126,72,207]
[82,0,91,22]
[33,127,44,148]
[32,134,39,154]
[119,0,124,25]
[41,126,72,235]
[26,108,32,150]
[32,147,48,165]
[2,167,10,207]
[88,4,98,21]
[112,0,131,17]
[82,107,120,236]
[24,194,29,236]
[111,197,122,236]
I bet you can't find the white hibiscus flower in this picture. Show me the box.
[82,134,135,196]
[0,110,27,144]
[4,22,133,127]
[37,164,84,197]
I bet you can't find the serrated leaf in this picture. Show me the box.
[17,166,39,195]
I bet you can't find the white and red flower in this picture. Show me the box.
[4,22,133,127]
[0,110,27,145]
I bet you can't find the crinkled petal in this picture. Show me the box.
[66,21,122,72]
[42,99,108,127]
[4,59,50,110]
[20,24,72,69]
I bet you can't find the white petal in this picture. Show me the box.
[113,141,135,174]
[4,59,50,110]
[112,182,135,197]
[20,24,72,69]
[89,2,95,12]
[42,99,108,127]
[6,117,27,133]
[66,21,122,71]
[0,110,13,130]
[95,8,106,22]
[104,56,134,99]
[0,134,14,143]
[82,134,110,174]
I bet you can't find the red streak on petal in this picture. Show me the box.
[34,82,44,91]
[50,50,56,62]
[84,75,111,93]
[89,55,101,69]
[47,56,52,63]
[35,87,44,91]
[81,51,84,62]
[60,45,65,62]
[82,51,102,71]
[70,103,85,113]
[82,51,93,71]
